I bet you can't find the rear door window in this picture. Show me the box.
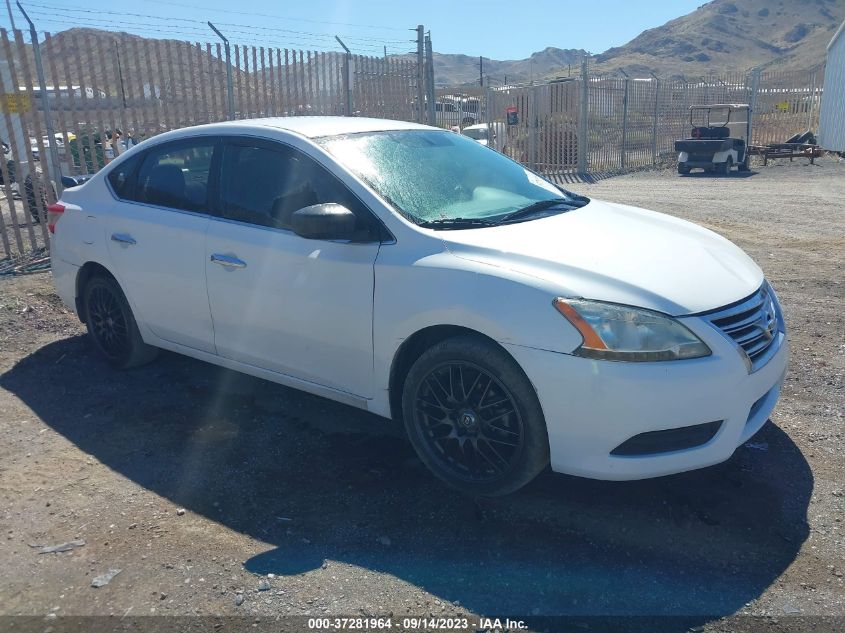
[107,153,141,199]
[131,140,216,213]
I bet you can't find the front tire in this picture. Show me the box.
[83,275,158,369]
[401,336,550,496]
[677,162,690,175]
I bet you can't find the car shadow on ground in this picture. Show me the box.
[1,336,812,627]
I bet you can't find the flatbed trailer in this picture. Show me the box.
[748,143,823,165]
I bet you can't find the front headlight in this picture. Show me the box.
[553,298,711,362]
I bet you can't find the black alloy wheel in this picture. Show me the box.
[87,282,131,361]
[414,361,525,483]
[402,335,549,496]
[83,275,158,369]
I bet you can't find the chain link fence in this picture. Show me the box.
[485,63,824,178]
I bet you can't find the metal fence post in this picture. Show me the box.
[17,2,62,195]
[577,58,589,174]
[649,72,659,165]
[620,74,629,170]
[208,22,234,120]
[415,25,425,124]
[748,67,761,145]
[335,36,353,116]
[424,32,435,126]
[343,49,353,116]
[807,69,816,131]
[530,85,538,170]
[485,84,493,149]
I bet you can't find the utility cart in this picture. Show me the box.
[675,104,751,175]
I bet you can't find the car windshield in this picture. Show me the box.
[461,127,487,140]
[318,129,583,225]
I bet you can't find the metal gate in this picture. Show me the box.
[487,80,581,172]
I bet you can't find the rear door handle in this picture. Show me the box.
[210,253,247,269]
[110,233,136,245]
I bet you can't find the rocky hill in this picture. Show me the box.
[590,0,845,78]
[10,28,243,101]
[432,47,587,87]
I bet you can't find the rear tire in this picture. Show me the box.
[401,335,550,497]
[83,275,158,369]
[716,156,733,176]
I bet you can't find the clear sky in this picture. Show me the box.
[2,0,704,60]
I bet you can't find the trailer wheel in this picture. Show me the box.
[677,163,690,175]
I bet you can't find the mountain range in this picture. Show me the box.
[431,47,586,87]
[7,0,844,93]
[434,0,844,85]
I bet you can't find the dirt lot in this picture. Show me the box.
[0,159,843,631]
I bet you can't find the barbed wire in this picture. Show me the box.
[142,0,411,32]
[0,12,397,54]
[21,1,410,46]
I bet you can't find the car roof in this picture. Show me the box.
[182,116,433,139]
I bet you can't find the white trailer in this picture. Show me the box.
[819,19,845,152]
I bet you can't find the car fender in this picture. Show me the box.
[370,248,583,417]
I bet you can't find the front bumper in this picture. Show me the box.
[504,316,788,480]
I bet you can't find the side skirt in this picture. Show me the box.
[148,338,375,414]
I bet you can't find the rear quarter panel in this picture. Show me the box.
[51,181,112,269]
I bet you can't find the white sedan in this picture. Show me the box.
[462,122,506,153]
[48,117,788,496]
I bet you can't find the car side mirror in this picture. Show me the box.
[290,203,357,240]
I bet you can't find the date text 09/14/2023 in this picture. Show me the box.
[306,617,528,631]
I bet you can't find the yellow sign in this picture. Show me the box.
[775,101,790,112]
[1,93,31,113]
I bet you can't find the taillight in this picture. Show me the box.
[46,202,65,234]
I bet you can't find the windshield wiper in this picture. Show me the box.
[416,217,499,230]
[495,197,580,224]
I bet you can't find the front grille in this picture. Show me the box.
[702,284,781,371]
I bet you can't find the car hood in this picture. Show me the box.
[439,198,763,315]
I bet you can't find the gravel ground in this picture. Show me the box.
[0,157,843,632]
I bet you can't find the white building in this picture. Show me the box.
[18,85,106,99]
[819,19,845,152]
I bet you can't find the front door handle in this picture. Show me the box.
[210,253,247,269]
[110,232,136,245]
